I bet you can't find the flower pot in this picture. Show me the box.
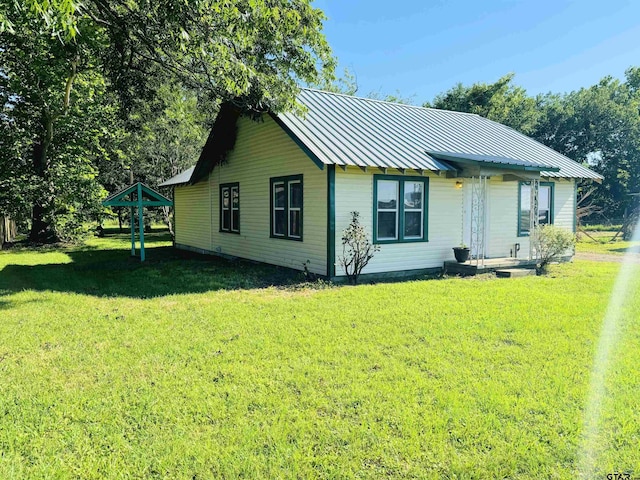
[453,247,470,263]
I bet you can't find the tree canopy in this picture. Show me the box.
[1,0,335,241]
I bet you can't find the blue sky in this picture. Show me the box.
[314,0,640,103]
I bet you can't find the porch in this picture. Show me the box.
[443,257,537,276]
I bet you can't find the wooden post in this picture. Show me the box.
[130,206,136,256]
[138,183,145,262]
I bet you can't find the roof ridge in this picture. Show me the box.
[299,87,481,117]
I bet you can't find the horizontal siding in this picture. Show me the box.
[553,179,575,231]
[334,168,463,274]
[209,116,327,275]
[174,182,211,251]
[487,177,526,258]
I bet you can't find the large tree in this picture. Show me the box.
[534,71,640,218]
[427,73,540,135]
[1,0,335,242]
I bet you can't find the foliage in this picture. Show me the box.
[1,236,639,478]
[1,0,335,242]
[338,211,380,284]
[534,224,576,273]
[428,73,540,134]
[534,70,640,218]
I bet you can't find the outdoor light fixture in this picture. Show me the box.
[455,181,463,189]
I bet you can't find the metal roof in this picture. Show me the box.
[277,88,602,180]
[159,166,195,187]
[159,88,602,186]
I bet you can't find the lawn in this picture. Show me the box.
[577,230,640,255]
[1,233,639,479]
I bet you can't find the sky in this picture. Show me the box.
[313,0,640,103]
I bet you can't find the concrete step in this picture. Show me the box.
[495,268,537,278]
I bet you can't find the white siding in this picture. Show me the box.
[487,177,526,258]
[334,168,463,274]
[208,115,327,275]
[553,179,576,231]
[174,181,212,251]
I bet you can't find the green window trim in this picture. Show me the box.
[373,174,429,244]
[220,182,240,234]
[517,181,554,237]
[270,174,303,241]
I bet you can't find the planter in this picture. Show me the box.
[453,247,470,263]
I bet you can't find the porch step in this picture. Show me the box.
[495,268,536,278]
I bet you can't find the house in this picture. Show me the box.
[159,89,602,279]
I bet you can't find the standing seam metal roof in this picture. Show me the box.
[277,88,602,180]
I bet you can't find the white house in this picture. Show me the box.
[160,89,602,279]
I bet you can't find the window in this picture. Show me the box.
[270,175,303,240]
[518,181,554,236]
[373,175,428,243]
[220,183,240,233]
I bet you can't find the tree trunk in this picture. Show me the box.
[118,208,123,233]
[28,112,58,244]
[1,216,16,248]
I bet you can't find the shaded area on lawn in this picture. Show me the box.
[0,233,306,300]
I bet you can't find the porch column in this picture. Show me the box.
[470,175,488,266]
[528,179,540,261]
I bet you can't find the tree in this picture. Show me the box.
[1,0,335,242]
[338,211,379,284]
[427,73,540,135]
[533,72,640,219]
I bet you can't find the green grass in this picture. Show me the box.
[1,234,639,478]
[577,230,640,255]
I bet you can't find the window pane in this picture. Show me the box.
[289,210,301,237]
[274,210,286,235]
[274,183,285,208]
[520,184,530,234]
[520,210,530,233]
[378,211,397,239]
[539,186,550,211]
[289,182,302,209]
[520,184,530,209]
[232,187,239,209]
[404,211,422,238]
[539,209,550,225]
[222,188,230,209]
[222,209,230,231]
[232,210,239,232]
[404,182,423,210]
[377,180,398,210]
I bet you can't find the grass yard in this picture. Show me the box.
[577,230,640,255]
[1,233,639,479]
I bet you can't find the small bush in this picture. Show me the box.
[338,211,380,284]
[533,224,576,274]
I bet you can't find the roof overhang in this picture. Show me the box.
[427,151,560,173]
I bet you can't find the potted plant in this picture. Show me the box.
[452,243,470,263]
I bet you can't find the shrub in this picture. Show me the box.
[338,211,380,284]
[533,224,576,274]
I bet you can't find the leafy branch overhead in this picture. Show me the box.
[0,0,336,242]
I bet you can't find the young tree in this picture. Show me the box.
[338,211,379,284]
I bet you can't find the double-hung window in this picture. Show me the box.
[271,175,303,240]
[518,181,553,236]
[220,183,240,233]
[373,175,428,243]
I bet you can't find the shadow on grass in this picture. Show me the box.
[0,242,307,301]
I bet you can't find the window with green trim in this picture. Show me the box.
[518,181,554,236]
[373,175,428,244]
[270,175,303,240]
[220,183,240,233]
